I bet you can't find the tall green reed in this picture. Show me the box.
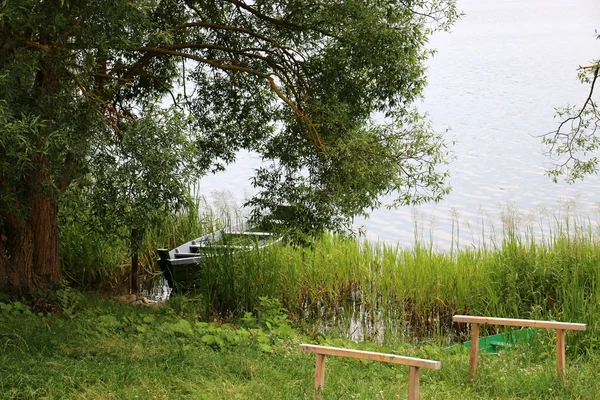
[60,195,600,352]
[189,211,600,351]
[60,190,214,289]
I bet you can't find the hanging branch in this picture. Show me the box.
[542,64,600,182]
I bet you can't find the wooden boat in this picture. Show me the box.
[157,224,281,292]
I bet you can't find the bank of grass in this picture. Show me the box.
[1,296,599,399]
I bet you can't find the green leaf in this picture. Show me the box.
[202,334,216,345]
[276,325,296,338]
[259,343,273,353]
[257,333,270,344]
[97,315,121,329]
[168,320,194,337]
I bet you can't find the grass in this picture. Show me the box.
[1,296,599,399]
[45,189,600,397]
[59,193,225,290]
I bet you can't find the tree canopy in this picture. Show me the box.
[0,0,458,294]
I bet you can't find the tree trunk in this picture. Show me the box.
[31,185,61,287]
[0,215,35,295]
[0,159,61,296]
[0,42,64,296]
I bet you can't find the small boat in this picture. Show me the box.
[446,328,534,354]
[157,224,281,292]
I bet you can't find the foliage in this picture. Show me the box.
[0,100,46,216]
[542,33,600,182]
[59,187,211,289]
[79,107,200,239]
[253,296,290,332]
[0,301,33,322]
[0,0,460,295]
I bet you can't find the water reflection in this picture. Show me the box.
[139,274,171,302]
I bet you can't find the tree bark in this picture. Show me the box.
[0,215,35,295]
[31,187,61,288]
[0,158,61,296]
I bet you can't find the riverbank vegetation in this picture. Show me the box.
[59,202,600,352]
[1,204,597,398]
[0,0,459,295]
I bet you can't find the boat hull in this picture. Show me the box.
[157,224,280,293]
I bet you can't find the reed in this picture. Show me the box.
[60,200,600,351]
[191,214,600,351]
[59,192,214,289]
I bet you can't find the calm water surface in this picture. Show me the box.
[199,0,600,249]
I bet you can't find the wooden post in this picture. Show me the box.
[408,366,421,400]
[131,228,141,296]
[314,354,326,400]
[468,323,480,380]
[556,329,566,379]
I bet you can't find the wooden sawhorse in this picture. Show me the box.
[452,315,586,380]
[300,344,441,400]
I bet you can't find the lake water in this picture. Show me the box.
[198,0,600,250]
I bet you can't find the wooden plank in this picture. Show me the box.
[161,257,202,266]
[556,329,566,377]
[189,244,252,250]
[453,315,586,331]
[468,323,480,380]
[314,354,326,400]
[300,344,441,370]
[408,366,420,400]
[227,231,274,236]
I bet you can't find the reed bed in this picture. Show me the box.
[59,199,600,351]
[190,218,600,353]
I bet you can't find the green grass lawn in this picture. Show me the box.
[1,295,598,399]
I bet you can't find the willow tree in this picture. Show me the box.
[0,0,458,295]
